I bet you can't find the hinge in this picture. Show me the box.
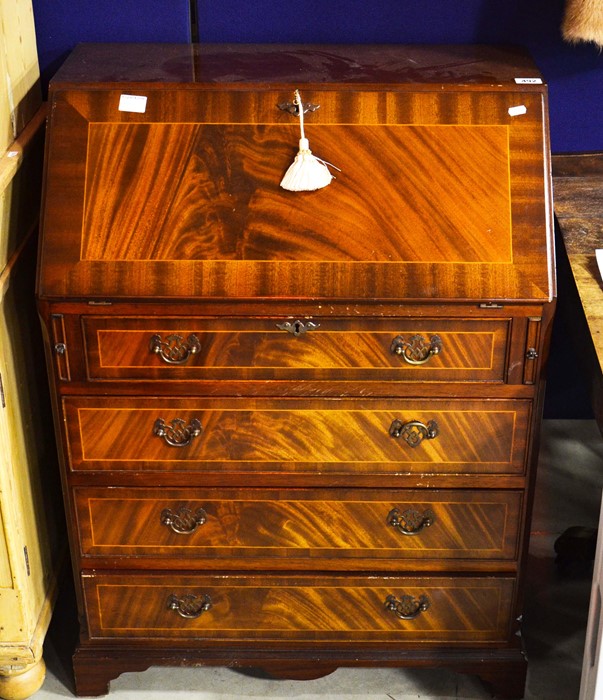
[523,317,542,384]
[23,546,30,576]
[51,314,71,381]
[0,371,4,408]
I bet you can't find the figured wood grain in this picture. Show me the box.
[63,396,530,475]
[83,316,510,383]
[74,487,522,562]
[81,123,512,264]
[82,572,515,643]
[38,80,553,301]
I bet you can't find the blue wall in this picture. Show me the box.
[32,0,192,90]
[32,0,603,154]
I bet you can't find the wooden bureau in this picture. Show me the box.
[36,44,555,698]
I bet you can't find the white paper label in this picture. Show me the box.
[508,105,527,117]
[514,77,543,84]
[596,249,603,281]
[118,94,148,113]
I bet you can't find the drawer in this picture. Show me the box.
[63,397,531,476]
[81,572,516,644]
[81,316,510,383]
[74,487,523,564]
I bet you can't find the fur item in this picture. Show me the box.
[562,0,603,47]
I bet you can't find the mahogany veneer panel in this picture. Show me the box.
[82,316,510,383]
[81,123,512,264]
[63,397,530,475]
[74,487,522,563]
[38,52,553,302]
[82,572,515,643]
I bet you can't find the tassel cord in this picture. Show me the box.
[294,89,340,170]
[295,89,307,146]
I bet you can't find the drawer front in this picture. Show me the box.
[63,397,531,476]
[82,316,510,383]
[74,487,522,563]
[82,572,516,643]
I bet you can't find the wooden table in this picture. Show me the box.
[554,154,603,700]
[553,153,603,435]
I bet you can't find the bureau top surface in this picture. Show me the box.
[38,44,554,303]
[50,43,543,90]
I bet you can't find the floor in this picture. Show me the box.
[37,419,603,700]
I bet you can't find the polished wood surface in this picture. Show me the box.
[36,44,555,698]
[63,396,530,475]
[74,486,522,564]
[40,300,545,395]
[81,122,512,263]
[38,45,554,302]
[82,572,515,643]
[83,315,510,383]
[46,43,544,87]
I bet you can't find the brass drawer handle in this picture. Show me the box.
[276,320,320,336]
[161,506,207,534]
[153,418,203,447]
[149,333,201,364]
[389,419,439,447]
[384,593,430,620]
[387,507,435,535]
[390,334,442,365]
[167,593,212,619]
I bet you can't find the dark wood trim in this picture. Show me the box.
[552,151,603,177]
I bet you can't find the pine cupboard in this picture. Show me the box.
[37,43,556,698]
[0,2,64,698]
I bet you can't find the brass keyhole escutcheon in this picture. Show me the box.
[276,320,320,337]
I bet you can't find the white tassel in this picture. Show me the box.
[280,90,338,192]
